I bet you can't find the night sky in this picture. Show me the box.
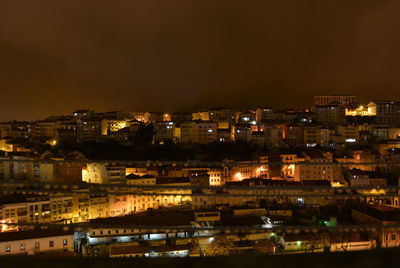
[1,0,400,121]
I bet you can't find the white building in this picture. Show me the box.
[0,229,74,256]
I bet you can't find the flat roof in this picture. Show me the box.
[110,244,191,255]
[90,210,194,227]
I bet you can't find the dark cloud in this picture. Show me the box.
[1,0,400,120]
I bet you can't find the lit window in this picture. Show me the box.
[5,245,11,253]
[35,242,40,249]
[63,239,68,246]
[20,244,25,252]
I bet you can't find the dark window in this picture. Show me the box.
[49,241,54,248]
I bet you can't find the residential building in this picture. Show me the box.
[0,229,74,256]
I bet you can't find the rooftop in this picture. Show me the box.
[0,229,74,243]
[110,244,191,255]
[89,210,194,228]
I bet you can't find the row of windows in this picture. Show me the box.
[385,234,398,241]
[92,229,135,235]
[4,239,68,253]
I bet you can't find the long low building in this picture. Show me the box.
[110,244,192,258]
[0,228,74,256]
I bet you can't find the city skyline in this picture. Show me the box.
[3,0,400,262]
[0,95,399,122]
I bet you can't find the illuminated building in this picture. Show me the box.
[302,127,330,147]
[216,128,231,142]
[335,150,377,171]
[255,107,273,123]
[238,111,256,125]
[181,167,224,186]
[294,151,343,183]
[348,168,386,188]
[0,200,27,232]
[335,125,359,144]
[109,195,128,217]
[125,166,158,177]
[0,121,31,139]
[173,126,181,141]
[372,100,400,126]
[189,170,210,187]
[130,112,151,123]
[50,196,76,223]
[0,153,31,180]
[192,111,210,121]
[27,198,51,224]
[170,112,192,124]
[53,116,77,142]
[191,179,334,210]
[28,161,57,182]
[0,138,30,152]
[313,95,357,107]
[230,158,269,181]
[30,120,57,140]
[126,174,156,185]
[0,229,74,256]
[76,119,102,143]
[82,163,126,184]
[232,124,252,142]
[88,195,109,219]
[314,103,346,125]
[153,121,175,143]
[374,140,400,155]
[55,127,77,144]
[280,233,376,252]
[280,154,297,178]
[209,108,236,123]
[110,245,191,258]
[217,121,230,129]
[371,126,400,140]
[55,160,84,183]
[100,119,128,135]
[71,110,103,142]
[345,102,377,116]
[163,113,172,122]
[179,121,217,144]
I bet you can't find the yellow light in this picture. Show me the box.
[234,172,243,181]
[369,189,386,195]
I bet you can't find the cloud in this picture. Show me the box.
[1,0,400,120]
